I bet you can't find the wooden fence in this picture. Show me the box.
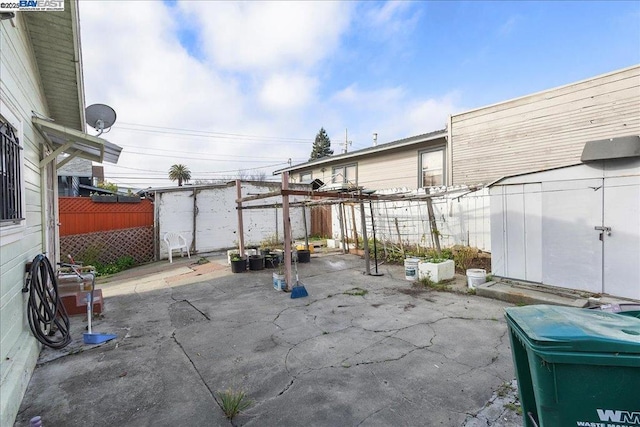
[59,197,154,236]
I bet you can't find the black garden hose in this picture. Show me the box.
[23,254,71,349]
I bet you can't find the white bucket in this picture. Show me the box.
[466,269,486,289]
[404,258,420,281]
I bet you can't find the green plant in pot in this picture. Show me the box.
[230,254,246,273]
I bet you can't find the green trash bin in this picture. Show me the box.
[505,305,640,427]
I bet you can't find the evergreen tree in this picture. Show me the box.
[309,127,333,160]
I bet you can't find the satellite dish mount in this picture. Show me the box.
[86,104,117,136]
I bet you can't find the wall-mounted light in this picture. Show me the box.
[1,12,16,20]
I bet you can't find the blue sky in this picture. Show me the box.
[79,1,640,188]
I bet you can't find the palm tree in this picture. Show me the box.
[168,164,191,186]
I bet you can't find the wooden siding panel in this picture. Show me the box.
[451,66,640,185]
[1,13,53,426]
[357,149,420,189]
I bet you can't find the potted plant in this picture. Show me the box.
[90,193,117,203]
[273,264,286,291]
[264,252,280,269]
[118,189,141,203]
[230,254,246,273]
[249,254,265,271]
[418,257,455,283]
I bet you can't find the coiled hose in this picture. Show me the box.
[23,254,71,349]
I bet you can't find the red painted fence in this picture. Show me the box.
[59,197,154,236]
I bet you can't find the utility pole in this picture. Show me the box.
[342,129,352,154]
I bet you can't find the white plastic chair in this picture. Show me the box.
[163,232,191,263]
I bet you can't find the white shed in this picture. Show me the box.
[489,139,640,300]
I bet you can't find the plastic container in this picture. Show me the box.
[230,258,246,273]
[297,250,311,263]
[466,268,486,288]
[404,258,420,281]
[249,255,264,271]
[505,305,640,427]
[273,272,286,291]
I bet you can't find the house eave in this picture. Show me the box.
[24,0,85,131]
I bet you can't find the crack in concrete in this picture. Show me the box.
[170,298,212,321]
[170,332,228,423]
[277,378,295,396]
[356,405,390,426]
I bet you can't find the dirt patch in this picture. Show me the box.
[397,283,436,300]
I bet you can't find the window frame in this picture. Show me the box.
[0,100,26,245]
[299,171,312,182]
[418,146,446,188]
[331,163,357,185]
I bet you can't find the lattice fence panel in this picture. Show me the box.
[60,226,154,265]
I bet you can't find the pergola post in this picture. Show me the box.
[282,172,292,290]
[236,180,245,256]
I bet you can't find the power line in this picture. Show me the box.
[119,149,294,163]
[116,122,313,143]
[115,142,299,161]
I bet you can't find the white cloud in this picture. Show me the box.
[178,1,352,72]
[363,2,422,40]
[78,1,463,188]
[498,16,519,37]
[332,84,405,107]
[326,85,462,149]
[259,73,318,111]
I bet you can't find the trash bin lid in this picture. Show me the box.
[505,305,640,354]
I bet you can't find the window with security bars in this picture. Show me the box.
[1,119,24,224]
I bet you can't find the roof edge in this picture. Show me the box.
[274,129,447,175]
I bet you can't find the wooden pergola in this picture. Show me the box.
[235,173,478,290]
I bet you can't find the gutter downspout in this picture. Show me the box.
[447,114,453,186]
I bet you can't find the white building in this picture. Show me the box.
[1,3,121,424]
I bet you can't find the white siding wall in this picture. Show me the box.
[0,16,50,426]
[451,66,640,185]
[330,187,491,252]
[357,149,420,190]
[157,182,309,258]
[289,139,446,191]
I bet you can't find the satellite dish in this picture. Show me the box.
[86,104,117,136]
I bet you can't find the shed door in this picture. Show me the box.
[603,175,640,299]
[541,179,603,294]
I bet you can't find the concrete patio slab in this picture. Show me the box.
[15,253,523,426]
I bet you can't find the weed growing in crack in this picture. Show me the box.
[496,382,514,397]
[217,387,252,420]
[343,287,368,296]
[419,276,448,291]
[505,402,522,415]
